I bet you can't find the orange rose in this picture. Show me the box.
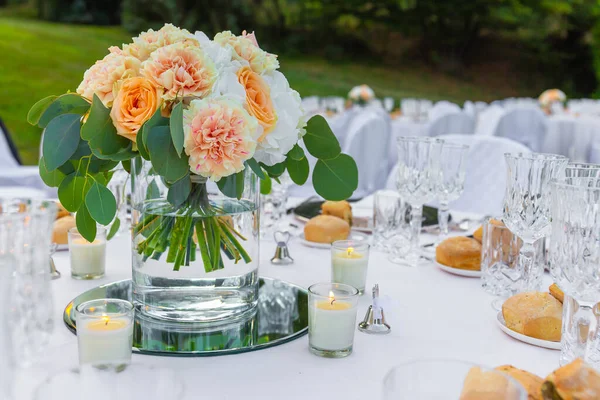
[237,66,277,142]
[110,77,163,142]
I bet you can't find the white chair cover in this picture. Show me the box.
[475,105,504,136]
[589,140,600,164]
[386,135,531,215]
[327,107,361,148]
[428,101,461,121]
[542,115,600,162]
[463,101,476,117]
[427,112,475,137]
[492,107,548,152]
[342,110,391,198]
[301,96,320,115]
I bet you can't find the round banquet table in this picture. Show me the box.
[21,199,559,400]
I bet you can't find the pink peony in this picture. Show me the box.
[141,42,217,102]
[76,52,141,107]
[183,97,258,181]
[124,23,199,61]
[214,31,279,74]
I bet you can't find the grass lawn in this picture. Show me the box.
[0,15,535,165]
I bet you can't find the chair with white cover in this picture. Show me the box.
[463,101,476,117]
[342,110,391,198]
[427,112,475,137]
[386,135,531,215]
[589,140,600,164]
[475,105,504,136]
[428,101,461,121]
[301,96,320,115]
[492,107,548,152]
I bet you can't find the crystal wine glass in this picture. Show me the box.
[549,178,600,368]
[563,162,600,180]
[395,137,443,267]
[434,142,469,243]
[502,153,567,291]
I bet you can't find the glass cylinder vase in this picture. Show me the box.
[130,159,260,323]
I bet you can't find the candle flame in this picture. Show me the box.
[347,247,354,256]
[102,315,110,326]
[329,291,336,305]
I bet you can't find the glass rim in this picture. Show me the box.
[551,177,600,192]
[331,239,370,251]
[69,226,107,235]
[396,136,444,144]
[75,298,134,318]
[504,152,567,161]
[482,217,510,230]
[565,162,600,170]
[441,142,469,150]
[308,282,359,298]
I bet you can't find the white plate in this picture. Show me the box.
[434,261,481,278]
[55,244,68,252]
[299,232,368,249]
[496,312,561,350]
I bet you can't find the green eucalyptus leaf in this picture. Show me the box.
[167,174,191,207]
[303,115,341,159]
[170,102,185,157]
[146,179,161,200]
[43,113,81,171]
[287,144,305,161]
[58,173,94,212]
[260,161,286,177]
[85,181,117,226]
[245,158,265,179]
[39,157,66,187]
[147,125,189,182]
[27,95,57,125]
[38,94,90,128]
[70,139,92,160]
[286,156,309,185]
[57,162,76,175]
[139,108,168,161]
[76,203,97,242]
[107,217,121,240]
[122,160,132,174]
[312,154,358,200]
[82,94,132,159]
[217,170,245,199]
[260,173,272,195]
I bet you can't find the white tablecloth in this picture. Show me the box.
[17,206,559,400]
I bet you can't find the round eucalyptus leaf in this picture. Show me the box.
[312,154,358,200]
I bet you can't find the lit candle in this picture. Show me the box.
[308,283,359,358]
[331,241,370,294]
[76,299,134,367]
[69,227,107,280]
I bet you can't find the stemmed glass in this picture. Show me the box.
[502,153,567,291]
[434,142,469,243]
[564,162,600,180]
[549,178,600,368]
[395,137,443,267]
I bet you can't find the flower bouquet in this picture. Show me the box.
[348,84,375,106]
[539,89,566,114]
[28,24,358,276]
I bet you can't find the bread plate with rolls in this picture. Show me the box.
[301,214,367,249]
[434,236,482,277]
[496,312,561,350]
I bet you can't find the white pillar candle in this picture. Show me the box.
[331,241,370,294]
[77,316,133,366]
[69,227,107,279]
[309,297,357,351]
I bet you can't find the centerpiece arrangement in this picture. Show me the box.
[347,84,375,106]
[28,24,358,323]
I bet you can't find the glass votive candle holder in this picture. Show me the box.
[331,240,370,294]
[308,282,359,358]
[69,227,107,280]
[75,299,134,368]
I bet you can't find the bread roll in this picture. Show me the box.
[304,215,350,244]
[542,358,600,400]
[460,366,523,400]
[549,283,564,303]
[321,201,352,225]
[502,292,562,341]
[52,216,76,245]
[436,236,482,271]
[495,365,543,400]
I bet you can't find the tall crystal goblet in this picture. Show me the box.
[503,153,567,291]
[550,178,600,368]
[395,137,443,267]
[563,162,600,180]
[434,142,469,243]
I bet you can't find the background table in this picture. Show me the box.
[20,206,559,400]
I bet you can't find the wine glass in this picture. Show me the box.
[563,162,600,180]
[502,153,567,291]
[434,142,469,243]
[395,137,443,267]
[550,178,600,368]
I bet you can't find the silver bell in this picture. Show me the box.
[271,231,294,265]
[358,284,391,334]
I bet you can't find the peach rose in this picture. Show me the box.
[237,66,277,142]
[76,52,141,107]
[214,31,279,74]
[109,77,162,142]
[183,97,258,181]
[141,42,217,102]
[124,23,199,61]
